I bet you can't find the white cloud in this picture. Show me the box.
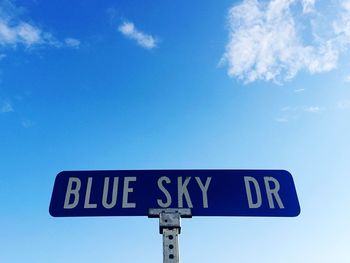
[276,104,323,122]
[118,21,157,49]
[0,101,13,113]
[304,106,321,113]
[294,88,305,93]
[0,1,80,49]
[21,118,34,128]
[301,0,316,14]
[0,20,43,47]
[65,38,80,48]
[16,22,41,45]
[221,0,350,83]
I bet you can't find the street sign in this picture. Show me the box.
[49,170,300,217]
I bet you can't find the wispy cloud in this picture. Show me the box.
[21,118,34,128]
[304,106,321,113]
[0,20,43,47]
[294,88,305,93]
[118,21,157,49]
[221,0,350,83]
[64,38,80,48]
[0,0,80,50]
[337,99,350,110]
[275,117,289,123]
[301,0,316,14]
[0,100,13,113]
[276,104,323,122]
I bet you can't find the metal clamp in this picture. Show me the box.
[148,208,192,233]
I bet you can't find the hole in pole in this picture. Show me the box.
[169,244,174,249]
[168,235,174,240]
[169,254,174,259]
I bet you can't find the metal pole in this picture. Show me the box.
[162,228,179,262]
[149,208,192,263]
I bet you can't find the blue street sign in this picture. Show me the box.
[49,170,300,217]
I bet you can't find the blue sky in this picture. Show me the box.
[0,0,350,262]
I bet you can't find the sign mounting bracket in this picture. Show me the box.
[149,208,192,263]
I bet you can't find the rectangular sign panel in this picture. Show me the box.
[49,170,300,217]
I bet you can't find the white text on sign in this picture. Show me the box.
[63,176,284,210]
